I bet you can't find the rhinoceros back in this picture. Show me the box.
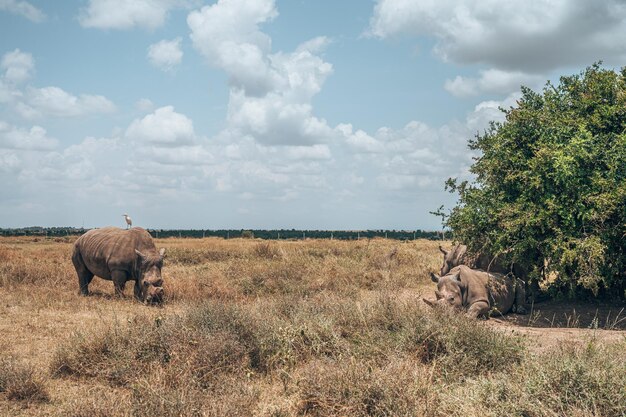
[74,227,157,281]
[485,272,516,314]
[453,266,515,314]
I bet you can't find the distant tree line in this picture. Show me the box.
[0,227,441,241]
[0,227,88,237]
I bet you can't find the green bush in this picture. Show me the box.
[445,64,626,299]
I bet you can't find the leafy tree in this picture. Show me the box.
[445,64,626,299]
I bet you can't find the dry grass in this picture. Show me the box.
[0,236,624,416]
[0,356,49,403]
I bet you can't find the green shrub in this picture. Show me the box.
[445,64,626,299]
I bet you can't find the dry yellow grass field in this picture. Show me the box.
[0,236,624,416]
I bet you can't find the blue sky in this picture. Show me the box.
[1,0,625,230]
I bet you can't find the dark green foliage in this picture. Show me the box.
[446,64,626,299]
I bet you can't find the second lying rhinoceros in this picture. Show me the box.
[423,265,527,318]
[72,227,165,303]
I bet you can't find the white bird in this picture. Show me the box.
[122,214,132,229]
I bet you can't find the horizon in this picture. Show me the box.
[2,1,625,229]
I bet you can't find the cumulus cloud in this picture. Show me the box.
[126,106,196,146]
[369,0,626,72]
[79,0,184,30]
[333,93,520,195]
[147,38,183,71]
[187,0,279,94]
[444,69,544,97]
[0,121,58,150]
[139,145,214,166]
[23,86,116,118]
[1,49,34,84]
[0,49,117,119]
[188,0,334,146]
[0,0,45,22]
[337,124,384,154]
[181,0,508,204]
[369,0,626,98]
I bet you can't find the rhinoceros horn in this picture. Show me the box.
[422,297,436,307]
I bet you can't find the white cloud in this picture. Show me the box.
[79,0,183,30]
[188,0,279,95]
[444,69,544,97]
[0,150,20,172]
[370,0,626,98]
[1,49,34,84]
[188,1,334,146]
[0,0,45,22]
[338,124,384,154]
[135,98,155,112]
[147,37,183,71]
[227,88,333,146]
[283,144,331,161]
[370,0,626,72]
[0,49,117,119]
[126,106,195,146]
[139,145,213,165]
[24,86,116,118]
[0,121,58,150]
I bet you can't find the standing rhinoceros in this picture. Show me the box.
[423,265,527,318]
[72,227,165,303]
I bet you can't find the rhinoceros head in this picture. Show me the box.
[135,248,165,303]
[425,270,464,310]
[438,244,467,276]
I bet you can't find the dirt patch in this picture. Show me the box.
[487,321,625,354]
[496,299,626,330]
[418,294,626,352]
[492,299,626,353]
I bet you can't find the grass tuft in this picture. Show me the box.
[0,356,49,403]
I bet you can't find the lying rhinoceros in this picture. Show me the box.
[72,227,165,303]
[423,265,527,318]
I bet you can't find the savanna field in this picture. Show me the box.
[0,237,625,417]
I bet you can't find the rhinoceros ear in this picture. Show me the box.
[159,248,165,258]
[452,244,467,264]
[430,272,440,283]
[453,271,462,282]
[438,245,448,255]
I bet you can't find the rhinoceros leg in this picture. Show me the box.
[513,278,528,314]
[72,248,94,296]
[134,280,143,300]
[467,301,489,319]
[111,270,128,297]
